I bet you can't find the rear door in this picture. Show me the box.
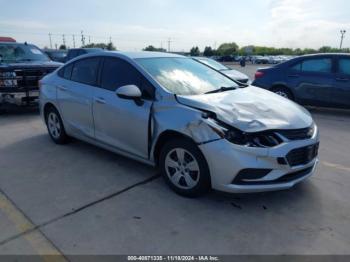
[92,57,154,159]
[57,57,101,138]
[287,56,334,106]
[332,56,350,107]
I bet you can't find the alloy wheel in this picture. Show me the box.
[47,112,61,139]
[164,148,200,189]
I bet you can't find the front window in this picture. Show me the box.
[0,43,50,63]
[136,57,237,96]
[196,58,229,71]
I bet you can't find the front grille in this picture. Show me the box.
[278,126,314,141]
[286,143,319,167]
[14,68,56,90]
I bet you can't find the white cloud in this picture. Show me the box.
[265,0,350,48]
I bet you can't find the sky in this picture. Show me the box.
[0,0,349,51]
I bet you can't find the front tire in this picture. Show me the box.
[45,107,69,144]
[159,138,211,198]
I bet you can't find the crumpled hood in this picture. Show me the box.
[222,69,249,80]
[177,86,313,132]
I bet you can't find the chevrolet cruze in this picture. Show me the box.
[40,51,320,197]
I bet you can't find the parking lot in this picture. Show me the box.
[1,64,350,258]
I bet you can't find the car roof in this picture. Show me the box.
[0,42,34,46]
[299,53,350,58]
[112,51,185,59]
[66,51,187,65]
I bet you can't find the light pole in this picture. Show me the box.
[340,30,346,49]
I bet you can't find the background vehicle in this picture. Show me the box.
[192,57,250,83]
[44,49,67,63]
[252,53,350,108]
[40,51,319,197]
[253,56,269,64]
[65,48,103,62]
[0,41,62,107]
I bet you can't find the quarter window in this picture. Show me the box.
[339,58,350,75]
[71,57,100,85]
[58,63,73,80]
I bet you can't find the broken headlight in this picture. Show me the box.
[206,118,282,148]
[225,129,283,148]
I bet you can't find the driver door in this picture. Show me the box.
[92,57,154,159]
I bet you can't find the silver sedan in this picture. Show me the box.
[40,51,319,197]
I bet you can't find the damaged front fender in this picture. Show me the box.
[149,98,223,161]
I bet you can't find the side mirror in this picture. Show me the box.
[116,85,142,99]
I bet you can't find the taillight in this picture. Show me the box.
[255,71,265,79]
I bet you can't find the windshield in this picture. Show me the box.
[0,43,50,63]
[136,57,238,96]
[196,58,229,71]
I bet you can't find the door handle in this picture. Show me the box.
[288,74,299,78]
[336,78,349,82]
[58,85,68,91]
[94,97,106,104]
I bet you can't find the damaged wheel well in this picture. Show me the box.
[153,130,194,166]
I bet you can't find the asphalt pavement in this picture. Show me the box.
[0,67,350,257]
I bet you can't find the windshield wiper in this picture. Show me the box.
[205,86,236,94]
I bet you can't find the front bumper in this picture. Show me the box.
[199,127,320,193]
[0,90,39,106]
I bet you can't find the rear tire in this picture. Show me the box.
[271,86,294,100]
[45,106,69,144]
[159,138,211,198]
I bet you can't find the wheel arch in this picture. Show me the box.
[270,84,296,100]
[152,130,196,167]
[43,102,58,122]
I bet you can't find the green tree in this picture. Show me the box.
[143,45,166,52]
[83,42,117,51]
[106,42,117,51]
[59,44,67,50]
[190,46,200,56]
[217,42,239,56]
[203,46,214,57]
[319,46,333,53]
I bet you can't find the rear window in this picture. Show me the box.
[290,58,332,73]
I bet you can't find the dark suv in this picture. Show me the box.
[252,54,350,108]
[65,48,103,62]
[0,41,62,107]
